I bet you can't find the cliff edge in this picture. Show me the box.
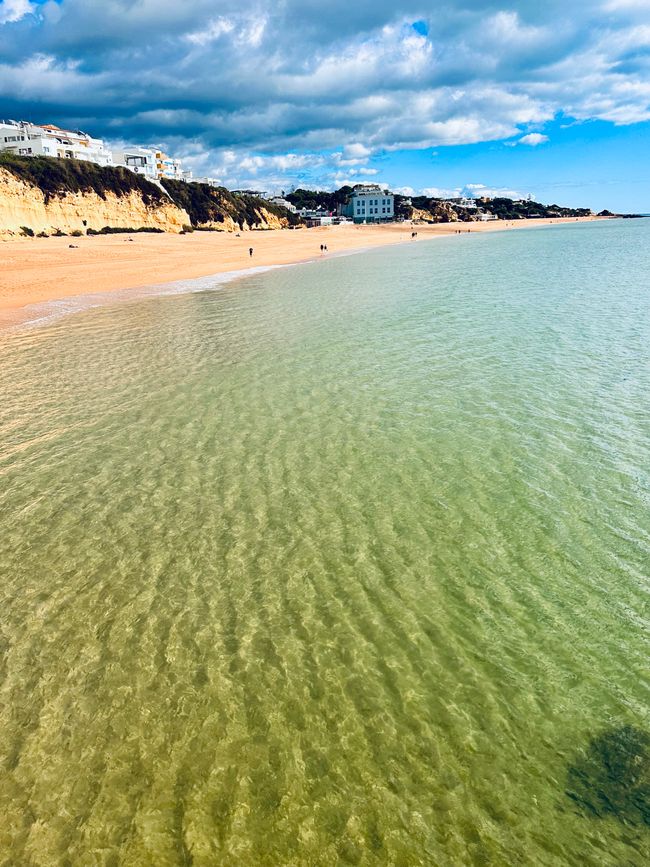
[0,155,300,237]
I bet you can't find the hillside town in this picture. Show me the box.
[0,119,191,182]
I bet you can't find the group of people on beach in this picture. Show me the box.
[247,243,330,260]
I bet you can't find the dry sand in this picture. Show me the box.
[0,217,603,327]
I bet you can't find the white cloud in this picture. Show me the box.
[603,0,650,9]
[0,0,33,24]
[462,183,528,199]
[2,0,650,188]
[517,132,550,145]
[186,18,234,46]
[420,186,460,198]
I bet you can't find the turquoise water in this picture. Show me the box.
[0,221,649,865]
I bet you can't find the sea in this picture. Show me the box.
[0,219,648,865]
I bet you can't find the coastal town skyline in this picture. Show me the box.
[1,1,649,211]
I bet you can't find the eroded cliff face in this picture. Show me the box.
[411,203,461,223]
[191,207,295,232]
[0,169,297,236]
[255,207,292,229]
[0,168,191,236]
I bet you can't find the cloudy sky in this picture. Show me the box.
[1,0,649,209]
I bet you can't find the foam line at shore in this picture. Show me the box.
[0,239,417,332]
[0,262,295,332]
[0,217,611,333]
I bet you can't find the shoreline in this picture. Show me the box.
[0,217,606,329]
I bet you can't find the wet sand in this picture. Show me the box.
[0,217,603,325]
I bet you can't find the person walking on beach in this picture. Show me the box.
[249,247,253,258]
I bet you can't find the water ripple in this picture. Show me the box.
[0,220,649,865]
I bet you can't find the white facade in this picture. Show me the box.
[0,119,190,184]
[447,196,478,210]
[232,189,269,198]
[296,208,331,219]
[0,120,113,165]
[268,196,297,213]
[300,213,335,227]
[153,150,185,181]
[193,176,221,188]
[342,184,394,223]
[111,147,158,180]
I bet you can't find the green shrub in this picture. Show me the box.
[37,230,48,238]
[161,178,302,229]
[285,186,353,212]
[0,152,167,206]
[19,226,34,237]
[86,226,164,235]
[70,229,83,236]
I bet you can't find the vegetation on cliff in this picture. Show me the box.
[397,196,469,222]
[0,152,167,206]
[285,187,353,212]
[0,154,302,233]
[161,179,301,229]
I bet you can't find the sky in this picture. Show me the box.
[0,0,649,210]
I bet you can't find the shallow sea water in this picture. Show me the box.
[0,220,649,865]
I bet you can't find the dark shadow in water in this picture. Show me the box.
[566,725,650,826]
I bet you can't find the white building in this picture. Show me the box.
[111,146,158,180]
[296,207,332,220]
[0,119,191,184]
[232,189,269,198]
[267,196,296,213]
[153,150,185,181]
[340,184,394,223]
[193,176,221,188]
[446,196,478,210]
[0,120,113,165]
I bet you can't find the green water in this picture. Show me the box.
[0,221,649,866]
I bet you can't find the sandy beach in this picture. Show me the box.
[0,217,603,326]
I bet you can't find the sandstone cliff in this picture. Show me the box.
[410,202,464,223]
[0,167,190,236]
[161,178,301,231]
[0,155,301,237]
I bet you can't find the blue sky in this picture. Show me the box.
[1,0,649,210]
